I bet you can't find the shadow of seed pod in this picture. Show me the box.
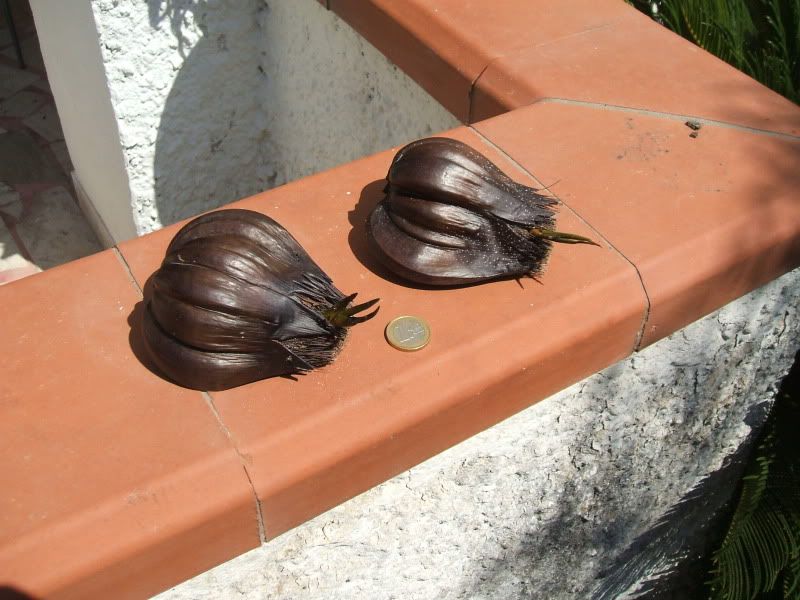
[366,137,598,286]
[141,209,378,391]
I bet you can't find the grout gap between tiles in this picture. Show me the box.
[112,246,143,297]
[538,97,800,140]
[468,125,652,351]
[202,391,267,544]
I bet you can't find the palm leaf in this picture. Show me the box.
[784,546,800,597]
[591,402,773,600]
[709,373,800,600]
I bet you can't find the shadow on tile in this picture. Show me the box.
[13,186,101,269]
[0,130,64,183]
[0,586,39,600]
[127,276,175,386]
[346,178,398,283]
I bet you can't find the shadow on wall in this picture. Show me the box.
[147,0,271,228]
[144,0,456,231]
[458,283,793,598]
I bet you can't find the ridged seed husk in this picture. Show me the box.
[142,209,377,391]
[367,137,595,286]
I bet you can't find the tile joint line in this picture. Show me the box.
[468,125,652,351]
[112,246,143,298]
[201,391,267,544]
[110,247,275,538]
[631,271,652,351]
[538,97,800,141]
[241,465,267,544]
[466,17,630,123]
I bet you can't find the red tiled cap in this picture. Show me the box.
[0,252,259,599]
[3,1,799,596]
[474,101,800,347]
[331,0,634,122]
[471,10,800,134]
[118,126,646,539]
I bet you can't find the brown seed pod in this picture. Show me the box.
[141,209,378,390]
[366,137,598,286]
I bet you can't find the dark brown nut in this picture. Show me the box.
[367,137,597,286]
[142,209,378,390]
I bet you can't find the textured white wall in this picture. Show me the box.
[156,268,799,599]
[88,0,459,237]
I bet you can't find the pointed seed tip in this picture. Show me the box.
[345,297,380,316]
[530,227,601,247]
[333,292,358,311]
[346,306,380,326]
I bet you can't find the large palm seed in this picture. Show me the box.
[142,209,378,390]
[367,137,598,286]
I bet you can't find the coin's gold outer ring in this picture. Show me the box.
[385,315,431,352]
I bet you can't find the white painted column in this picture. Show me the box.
[29,0,136,244]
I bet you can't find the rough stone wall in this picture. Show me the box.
[90,0,458,235]
[156,268,799,600]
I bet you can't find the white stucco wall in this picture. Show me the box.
[156,268,799,599]
[83,0,458,237]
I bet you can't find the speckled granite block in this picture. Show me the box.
[156,267,799,600]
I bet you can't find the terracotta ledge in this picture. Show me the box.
[474,100,800,347]
[0,252,259,600]
[117,126,646,542]
[329,0,635,123]
[2,3,800,600]
[330,0,800,135]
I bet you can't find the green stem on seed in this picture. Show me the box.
[323,294,380,328]
[530,227,601,247]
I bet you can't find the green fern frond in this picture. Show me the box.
[708,446,772,599]
[654,0,799,103]
[708,377,800,600]
[709,476,799,599]
[679,5,704,48]
[590,402,773,600]
[784,546,800,597]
